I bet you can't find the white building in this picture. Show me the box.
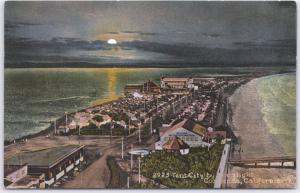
[155,119,211,150]
[160,77,194,89]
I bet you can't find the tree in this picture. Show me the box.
[93,115,104,122]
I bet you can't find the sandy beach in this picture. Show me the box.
[225,78,296,188]
[229,79,287,159]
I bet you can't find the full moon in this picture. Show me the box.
[107,39,117,45]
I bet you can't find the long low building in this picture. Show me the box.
[4,163,44,188]
[160,77,194,95]
[5,145,84,188]
[124,81,160,94]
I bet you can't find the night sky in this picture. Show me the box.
[5,1,296,67]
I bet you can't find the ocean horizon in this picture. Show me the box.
[4,66,295,141]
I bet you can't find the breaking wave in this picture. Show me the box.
[257,73,296,155]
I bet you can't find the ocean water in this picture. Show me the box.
[4,67,294,141]
[257,73,296,155]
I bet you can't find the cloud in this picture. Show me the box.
[106,32,119,34]
[5,36,296,67]
[5,36,109,54]
[120,40,296,65]
[201,33,224,38]
[232,39,296,49]
[121,31,159,36]
[5,21,42,32]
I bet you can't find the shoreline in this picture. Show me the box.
[4,98,121,146]
[224,75,296,188]
[4,75,249,146]
[4,71,291,147]
[4,72,295,189]
[228,77,289,158]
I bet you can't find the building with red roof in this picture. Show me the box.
[162,136,190,155]
[155,119,211,151]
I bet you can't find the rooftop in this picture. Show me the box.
[9,175,40,188]
[161,77,190,82]
[160,119,187,136]
[143,81,159,88]
[160,118,207,137]
[4,164,27,176]
[5,145,83,168]
[163,136,189,150]
[125,84,142,87]
[182,119,207,136]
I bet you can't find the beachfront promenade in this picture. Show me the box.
[228,156,296,169]
[214,143,230,188]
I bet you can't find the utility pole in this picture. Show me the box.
[180,96,182,108]
[150,116,153,134]
[156,97,158,113]
[173,102,175,114]
[54,120,57,135]
[211,109,214,124]
[65,112,70,137]
[121,137,124,159]
[138,157,141,184]
[128,119,131,135]
[65,112,68,132]
[127,176,130,189]
[138,124,141,143]
[110,122,113,144]
[147,81,149,92]
[130,145,133,170]
[78,126,81,145]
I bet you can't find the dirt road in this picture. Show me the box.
[62,146,117,188]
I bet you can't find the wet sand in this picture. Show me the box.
[229,79,287,159]
[225,78,296,188]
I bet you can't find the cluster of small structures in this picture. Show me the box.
[115,76,249,187]
[54,80,163,135]
[151,76,248,155]
[4,75,250,189]
[54,76,243,138]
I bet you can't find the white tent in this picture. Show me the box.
[133,92,143,98]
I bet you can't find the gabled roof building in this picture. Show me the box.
[162,136,190,155]
[155,119,211,151]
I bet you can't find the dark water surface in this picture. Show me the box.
[4,67,294,140]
